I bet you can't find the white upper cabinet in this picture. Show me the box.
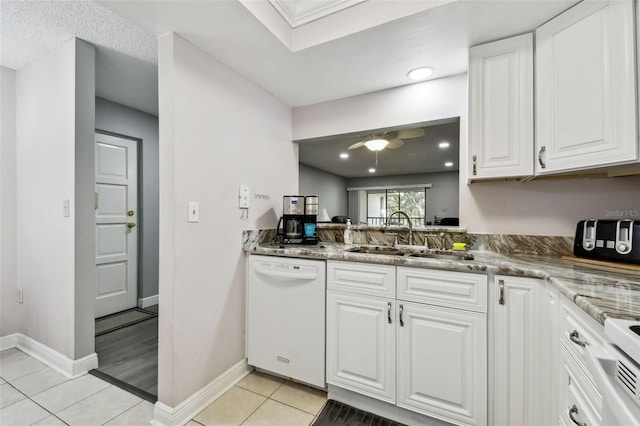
[535,0,638,174]
[468,33,534,180]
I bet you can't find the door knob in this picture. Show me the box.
[127,222,136,228]
[127,210,135,216]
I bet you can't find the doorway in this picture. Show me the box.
[91,127,159,401]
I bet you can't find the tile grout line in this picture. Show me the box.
[233,380,326,420]
[0,380,68,425]
[98,399,146,426]
[2,350,150,426]
[235,380,284,426]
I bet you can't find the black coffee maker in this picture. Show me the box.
[302,196,319,245]
[277,195,318,245]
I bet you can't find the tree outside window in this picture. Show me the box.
[367,188,426,227]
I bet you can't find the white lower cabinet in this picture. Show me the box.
[326,291,395,403]
[396,302,487,426]
[558,295,605,426]
[490,275,544,425]
[326,261,487,426]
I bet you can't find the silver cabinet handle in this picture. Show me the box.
[387,302,392,324]
[399,304,404,327]
[472,155,477,176]
[570,330,587,347]
[569,404,587,426]
[498,279,505,305]
[538,146,546,169]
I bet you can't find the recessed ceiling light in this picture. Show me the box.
[340,152,349,159]
[407,67,434,81]
[445,161,454,167]
[369,168,376,173]
[439,141,450,149]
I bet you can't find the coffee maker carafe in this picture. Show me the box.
[278,196,304,244]
[277,195,319,245]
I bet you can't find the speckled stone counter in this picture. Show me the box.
[242,234,640,326]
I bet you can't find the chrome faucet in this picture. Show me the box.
[385,211,413,245]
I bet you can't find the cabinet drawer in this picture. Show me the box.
[327,260,396,298]
[559,296,606,387]
[560,351,602,426]
[397,267,487,312]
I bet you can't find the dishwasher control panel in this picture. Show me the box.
[255,260,317,274]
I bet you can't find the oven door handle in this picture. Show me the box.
[584,344,640,425]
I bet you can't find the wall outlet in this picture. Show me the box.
[17,288,23,304]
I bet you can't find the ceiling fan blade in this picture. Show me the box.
[396,128,425,139]
[386,138,405,149]
[347,141,365,150]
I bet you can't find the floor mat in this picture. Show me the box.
[95,307,157,336]
[313,399,406,426]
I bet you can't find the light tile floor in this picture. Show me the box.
[191,371,327,426]
[1,349,327,426]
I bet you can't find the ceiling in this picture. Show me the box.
[1,0,577,116]
[0,0,159,115]
[299,119,460,178]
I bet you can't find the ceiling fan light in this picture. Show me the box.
[407,66,434,81]
[339,152,349,159]
[364,139,389,151]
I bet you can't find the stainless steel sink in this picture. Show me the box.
[345,246,473,260]
[345,247,405,256]
[408,251,474,261]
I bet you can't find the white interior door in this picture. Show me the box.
[95,132,138,318]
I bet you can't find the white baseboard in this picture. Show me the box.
[0,334,19,351]
[0,333,98,378]
[138,295,159,309]
[152,359,252,426]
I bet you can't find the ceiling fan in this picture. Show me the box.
[347,128,426,151]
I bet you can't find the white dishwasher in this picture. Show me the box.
[247,255,326,388]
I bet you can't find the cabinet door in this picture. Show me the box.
[535,0,637,174]
[326,291,395,403]
[396,302,487,426]
[469,33,533,180]
[491,275,542,426]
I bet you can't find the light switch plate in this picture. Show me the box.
[239,186,250,209]
[63,199,70,217]
[188,201,199,223]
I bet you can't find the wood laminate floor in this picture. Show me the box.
[95,308,158,397]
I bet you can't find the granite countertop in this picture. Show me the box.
[244,242,640,326]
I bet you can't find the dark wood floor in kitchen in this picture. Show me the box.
[94,305,158,398]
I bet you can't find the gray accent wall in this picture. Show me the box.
[346,171,459,224]
[299,164,349,219]
[95,97,159,299]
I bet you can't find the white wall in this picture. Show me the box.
[95,97,159,299]
[1,67,19,336]
[15,39,95,358]
[299,163,348,218]
[293,74,640,236]
[293,75,466,141]
[158,33,297,407]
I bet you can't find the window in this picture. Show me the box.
[367,188,427,227]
